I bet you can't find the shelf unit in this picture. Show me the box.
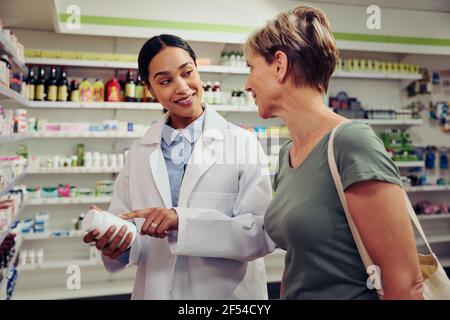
[418,214,450,221]
[22,229,84,241]
[406,185,450,193]
[0,132,31,144]
[24,196,112,206]
[394,161,425,168]
[0,171,27,197]
[30,132,143,139]
[0,85,28,104]
[18,258,99,271]
[0,33,27,73]
[25,58,422,80]
[27,167,122,174]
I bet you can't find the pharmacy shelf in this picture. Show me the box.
[333,71,421,80]
[0,171,27,198]
[0,132,32,144]
[0,34,27,73]
[27,101,162,110]
[18,259,100,271]
[24,196,112,206]
[26,57,136,69]
[12,279,133,300]
[22,230,84,241]
[406,185,450,193]
[353,119,423,126]
[25,58,422,80]
[0,234,23,300]
[417,235,450,247]
[0,85,28,105]
[417,214,450,221]
[440,257,450,268]
[394,161,425,168]
[27,167,122,174]
[30,132,143,139]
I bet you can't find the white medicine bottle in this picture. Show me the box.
[82,209,137,249]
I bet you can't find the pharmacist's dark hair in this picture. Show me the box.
[138,34,197,86]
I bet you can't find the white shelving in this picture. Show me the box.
[354,119,423,126]
[0,133,31,145]
[394,161,425,168]
[0,33,27,73]
[0,171,27,197]
[418,214,450,221]
[24,196,112,206]
[25,58,422,80]
[30,132,142,139]
[26,57,137,69]
[12,279,133,300]
[18,258,100,271]
[0,85,28,105]
[333,71,421,80]
[22,230,84,241]
[27,101,162,110]
[406,185,450,193]
[417,235,450,247]
[27,167,122,174]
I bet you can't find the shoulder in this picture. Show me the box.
[334,121,384,152]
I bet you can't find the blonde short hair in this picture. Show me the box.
[244,5,339,94]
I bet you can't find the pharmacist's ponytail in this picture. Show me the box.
[138,34,197,87]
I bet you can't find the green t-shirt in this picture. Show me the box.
[265,121,403,300]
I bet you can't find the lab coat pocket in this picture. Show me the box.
[189,192,238,216]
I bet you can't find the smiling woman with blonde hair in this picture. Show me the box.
[244,6,424,300]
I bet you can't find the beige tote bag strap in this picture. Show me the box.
[402,190,434,254]
[327,121,375,270]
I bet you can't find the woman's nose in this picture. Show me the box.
[175,78,190,94]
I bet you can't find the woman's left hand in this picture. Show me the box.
[120,208,178,238]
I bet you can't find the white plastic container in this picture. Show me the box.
[81,209,137,249]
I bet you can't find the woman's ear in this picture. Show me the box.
[274,50,288,83]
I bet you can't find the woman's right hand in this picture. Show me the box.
[83,226,133,260]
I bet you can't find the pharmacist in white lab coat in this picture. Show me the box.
[83,34,275,300]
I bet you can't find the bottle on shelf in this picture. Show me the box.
[35,66,46,101]
[212,81,221,105]
[106,77,121,102]
[57,68,69,102]
[46,67,58,102]
[26,68,36,101]
[135,74,144,103]
[125,70,136,102]
[0,54,11,88]
[93,79,105,102]
[69,80,80,102]
[79,78,93,102]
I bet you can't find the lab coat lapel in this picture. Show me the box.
[141,112,173,208]
[149,148,172,208]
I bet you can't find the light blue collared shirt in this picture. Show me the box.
[116,110,205,264]
[161,110,206,207]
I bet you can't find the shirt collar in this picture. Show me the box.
[161,109,206,146]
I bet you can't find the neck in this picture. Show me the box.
[168,107,204,129]
[274,86,344,148]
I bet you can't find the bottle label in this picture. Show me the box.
[70,90,80,102]
[57,86,68,101]
[47,85,57,101]
[125,83,136,98]
[28,84,35,100]
[135,85,144,99]
[35,84,45,100]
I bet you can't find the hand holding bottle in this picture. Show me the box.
[82,205,134,260]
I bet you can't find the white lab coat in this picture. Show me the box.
[102,105,275,299]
